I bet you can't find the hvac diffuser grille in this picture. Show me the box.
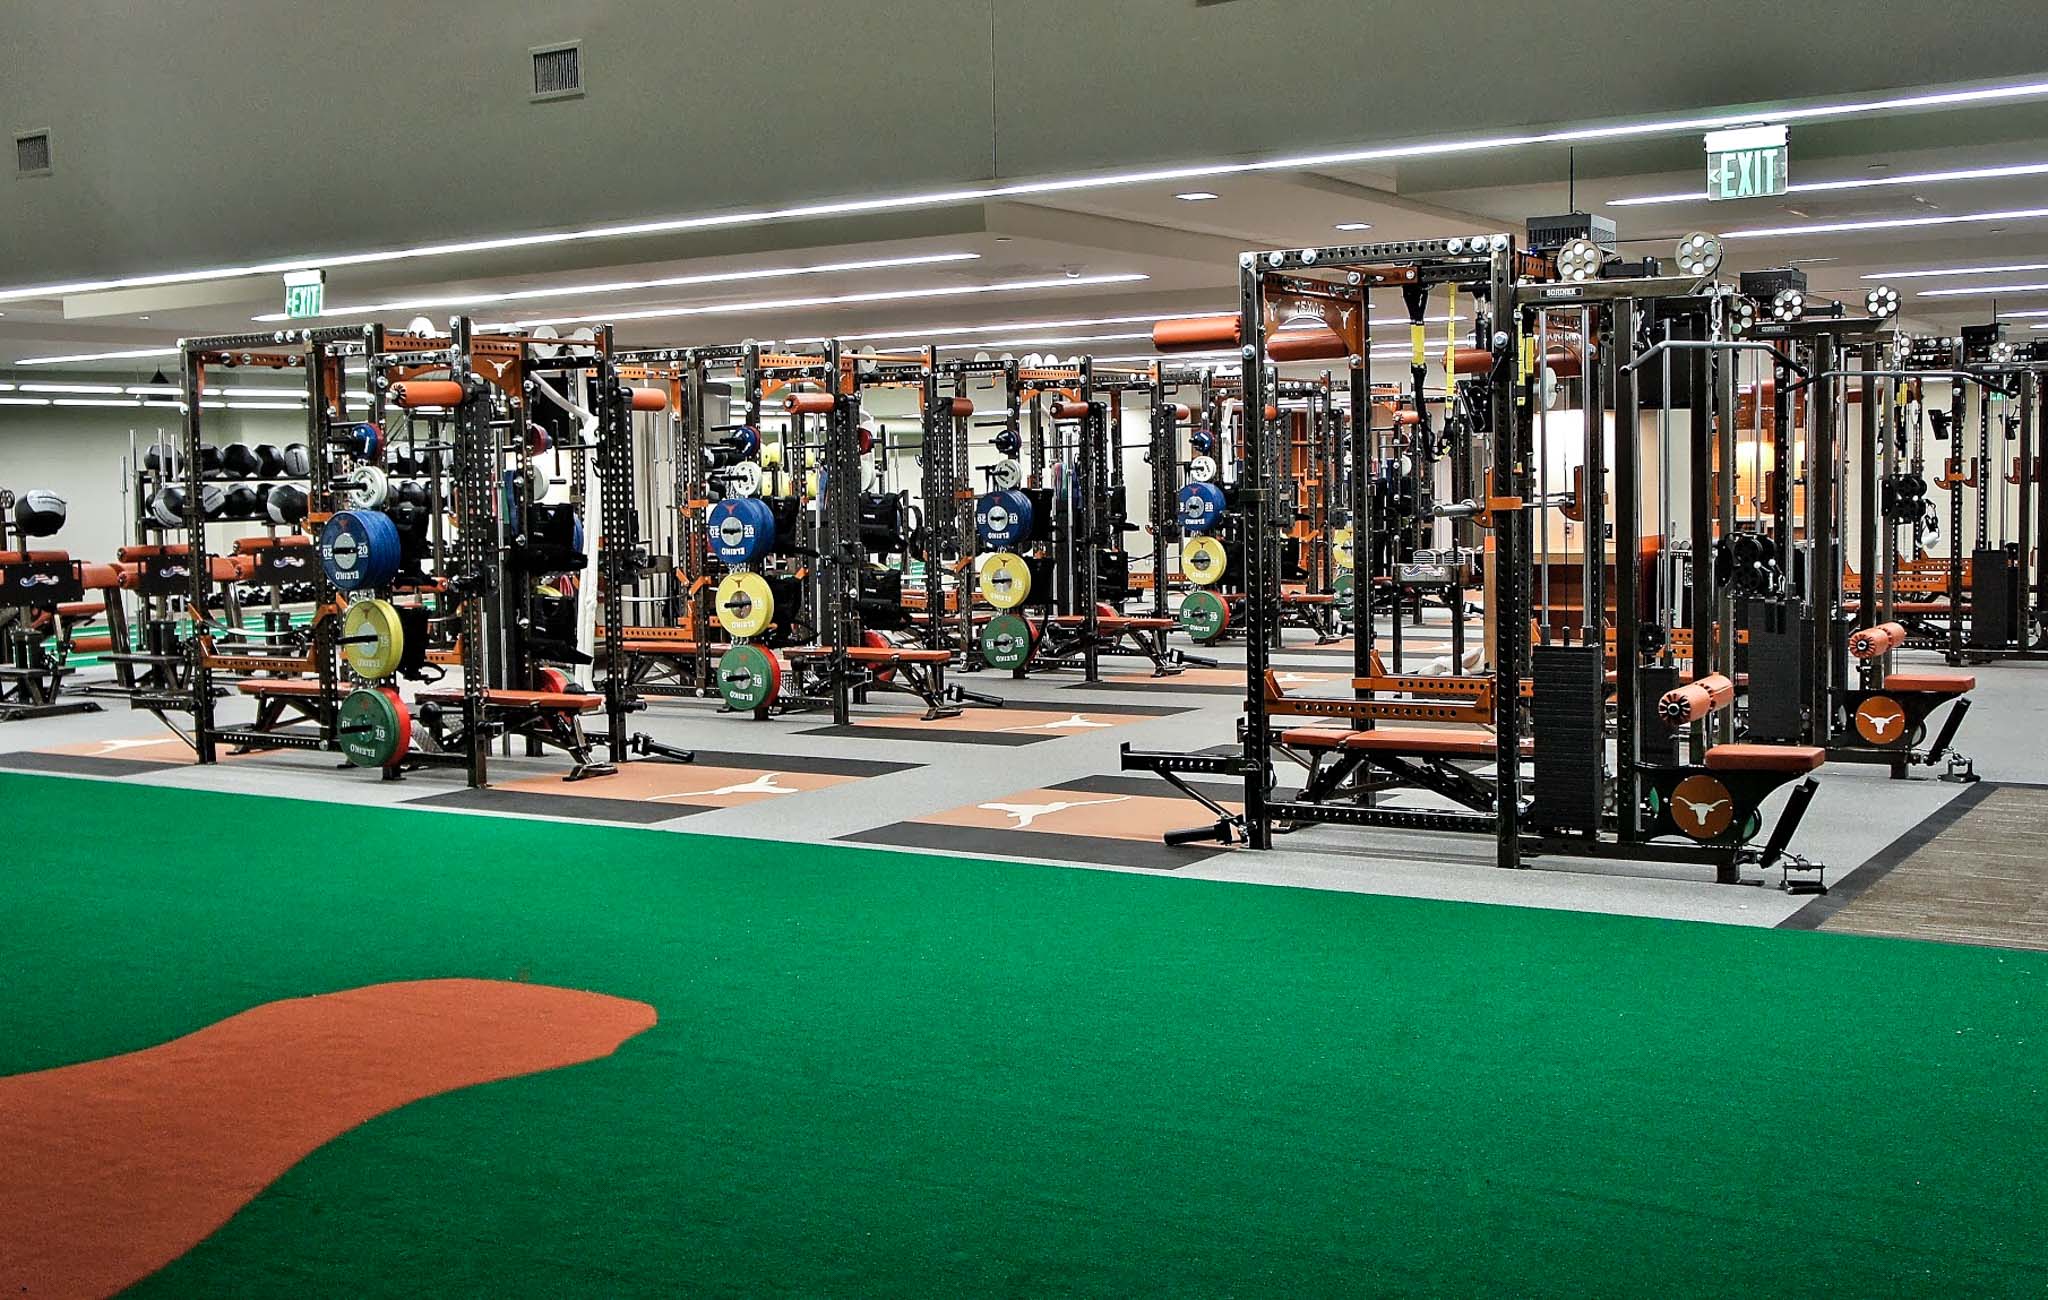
[15,131,51,176]
[530,44,583,101]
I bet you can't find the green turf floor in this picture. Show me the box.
[5,769,2047,1296]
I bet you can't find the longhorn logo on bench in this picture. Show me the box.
[1854,696,1908,746]
[1669,774,1735,840]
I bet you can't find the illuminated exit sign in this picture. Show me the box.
[283,268,326,319]
[1704,124,1789,201]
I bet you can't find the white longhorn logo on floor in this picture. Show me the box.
[654,772,799,801]
[998,713,1114,733]
[978,795,1128,828]
[89,737,175,756]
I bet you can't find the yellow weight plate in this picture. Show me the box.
[1331,526,1355,571]
[715,571,776,639]
[341,597,405,680]
[1182,535,1228,587]
[981,551,1033,610]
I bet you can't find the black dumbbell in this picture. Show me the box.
[265,483,310,526]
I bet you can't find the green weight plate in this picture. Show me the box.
[338,686,411,768]
[1179,589,1231,643]
[981,612,1037,671]
[1333,570,1355,620]
[717,643,782,714]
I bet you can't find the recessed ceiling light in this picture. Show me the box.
[1334,222,1374,231]
[1609,159,2048,207]
[1176,191,1220,201]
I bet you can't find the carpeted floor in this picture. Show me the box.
[4,768,2046,1296]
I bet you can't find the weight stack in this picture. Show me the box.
[1530,643,1605,832]
[1971,547,2020,649]
[1742,597,1808,742]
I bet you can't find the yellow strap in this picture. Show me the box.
[1410,322,1427,369]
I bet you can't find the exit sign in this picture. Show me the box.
[1704,124,1789,201]
[283,269,326,319]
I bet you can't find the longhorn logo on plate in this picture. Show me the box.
[1669,774,1735,840]
[1855,697,1908,745]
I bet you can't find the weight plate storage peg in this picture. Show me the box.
[715,571,776,639]
[337,686,412,769]
[1182,535,1228,586]
[341,597,406,680]
[716,643,782,713]
[707,497,776,565]
[319,509,402,592]
[1180,588,1231,642]
[980,551,1033,610]
[975,488,1035,549]
[1176,481,1227,534]
[980,612,1037,670]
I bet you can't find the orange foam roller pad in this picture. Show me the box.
[784,393,836,414]
[1657,672,1736,727]
[391,380,467,409]
[1450,348,1494,376]
[1847,621,1907,659]
[1267,329,1349,362]
[625,386,668,412]
[1051,401,1091,420]
[945,397,974,417]
[77,562,124,590]
[1153,315,1239,352]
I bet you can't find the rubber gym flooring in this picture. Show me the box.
[6,767,2048,1296]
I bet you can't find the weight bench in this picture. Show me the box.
[783,644,966,720]
[1645,677,1828,886]
[414,686,612,780]
[598,627,724,701]
[236,677,328,731]
[1277,589,1345,643]
[1037,611,1192,676]
[1279,724,1530,809]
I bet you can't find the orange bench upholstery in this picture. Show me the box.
[55,601,104,619]
[1703,744,1825,774]
[1280,726,1530,758]
[417,688,602,712]
[237,679,324,697]
[1884,672,1974,696]
[1281,592,1336,605]
[783,646,951,664]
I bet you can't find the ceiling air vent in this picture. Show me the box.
[15,130,51,177]
[530,43,583,102]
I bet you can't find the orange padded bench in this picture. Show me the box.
[1885,672,1974,696]
[1280,726,1532,758]
[783,646,951,665]
[237,679,323,697]
[1281,592,1337,605]
[1702,744,1825,773]
[417,688,602,712]
[55,601,105,619]
[1047,614,1177,632]
[1842,600,1954,615]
